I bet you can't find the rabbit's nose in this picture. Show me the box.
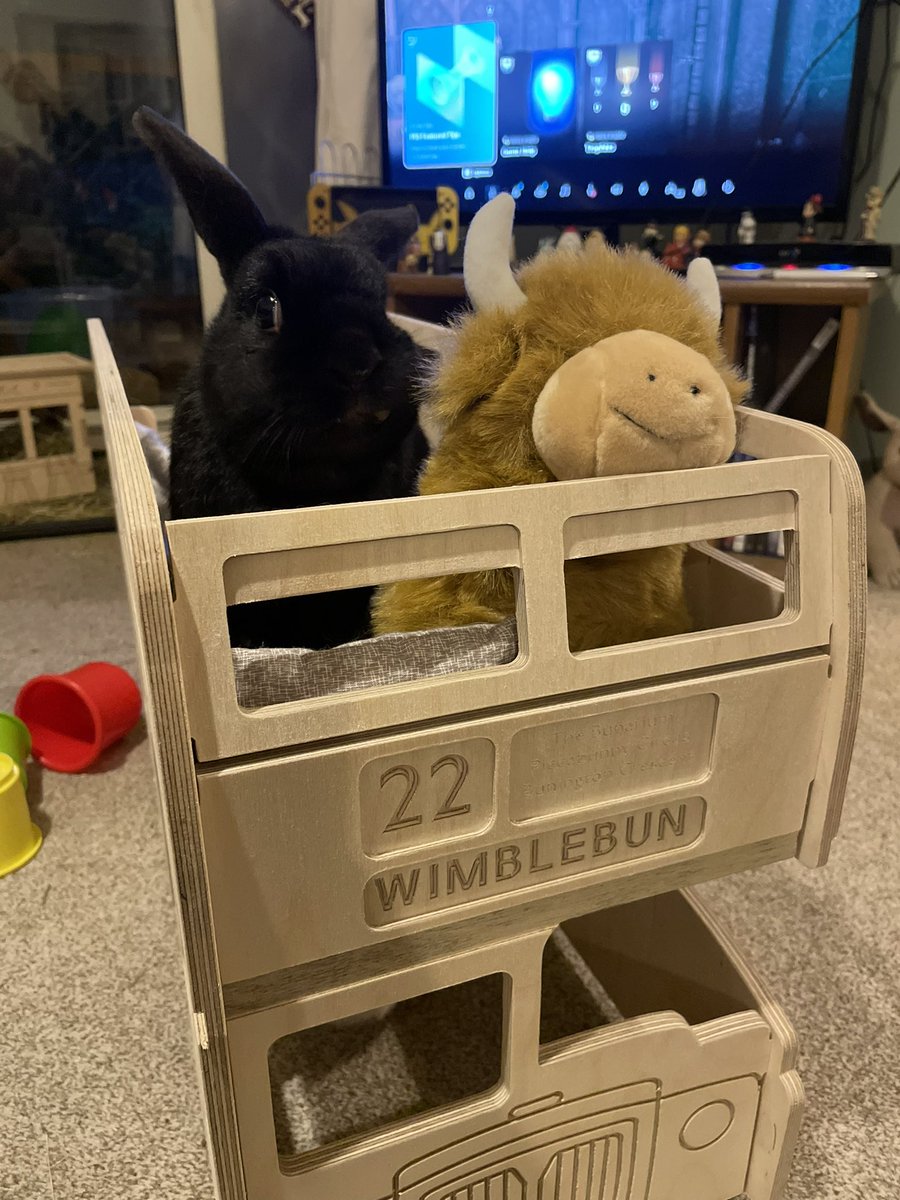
[349,352,381,380]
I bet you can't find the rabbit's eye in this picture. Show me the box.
[254,291,282,333]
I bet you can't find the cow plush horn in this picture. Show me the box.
[463,193,527,313]
[685,256,722,325]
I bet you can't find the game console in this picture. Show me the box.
[704,241,898,276]
[713,264,888,281]
[307,184,459,258]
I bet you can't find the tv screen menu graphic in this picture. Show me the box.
[496,40,673,164]
[382,0,863,216]
[402,21,497,170]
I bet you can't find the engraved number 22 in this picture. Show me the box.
[382,754,470,833]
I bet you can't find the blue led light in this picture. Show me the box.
[817,262,852,271]
[733,262,765,270]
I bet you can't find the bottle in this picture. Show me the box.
[431,228,449,275]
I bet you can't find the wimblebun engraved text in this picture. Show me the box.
[364,795,706,925]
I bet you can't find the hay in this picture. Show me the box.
[0,449,114,531]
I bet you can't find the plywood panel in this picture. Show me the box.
[223,895,798,1200]
[169,451,833,764]
[199,658,826,983]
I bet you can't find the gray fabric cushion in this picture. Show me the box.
[232,618,518,707]
[269,928,620,1156]
[134,421,170,519]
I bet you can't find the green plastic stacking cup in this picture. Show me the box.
[0,712,31,788]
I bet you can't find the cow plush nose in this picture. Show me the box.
[626,378,728,442]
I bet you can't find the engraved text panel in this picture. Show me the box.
[509,695,717,821]
[365,795,706,926]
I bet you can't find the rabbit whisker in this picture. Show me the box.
[287,424,307,473]
[239,414,279,464]
[241,411,290,465]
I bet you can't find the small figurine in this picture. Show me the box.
[859,185,884,243]
[641,219,662,257]
[397,232,421,273]
[660,223,691,271]
[691,228,711,259]
[556,225,583,254]
[799,193,823,242]
[737,210,757,245]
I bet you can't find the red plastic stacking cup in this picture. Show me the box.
[15,662,142,773]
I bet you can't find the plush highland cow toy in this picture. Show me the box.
[373,194,747,651]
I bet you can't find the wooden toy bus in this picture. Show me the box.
[88,315,863,1200]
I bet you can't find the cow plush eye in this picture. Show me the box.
[254,291,282,332]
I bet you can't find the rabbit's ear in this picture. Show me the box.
[134,106,269,284]
[337,205,419,268]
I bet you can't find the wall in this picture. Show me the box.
[213,0,317,231]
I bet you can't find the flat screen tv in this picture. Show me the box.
[379,0,870,223]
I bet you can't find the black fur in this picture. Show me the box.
[134,107,429,649]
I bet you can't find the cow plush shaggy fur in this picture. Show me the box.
[372,232,747,651]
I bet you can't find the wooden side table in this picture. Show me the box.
[0,352,96,507]
[388,272,885,442]
[719,277,884,439]
[387,272,469,325]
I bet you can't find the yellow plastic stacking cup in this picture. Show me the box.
[0,712,30,789]
[0,752,41,878]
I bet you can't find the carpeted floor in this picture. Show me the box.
[1,532,897,1200]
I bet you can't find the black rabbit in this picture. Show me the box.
[134,108,430,649]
